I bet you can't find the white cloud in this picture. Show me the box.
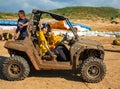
[0,0,119,13]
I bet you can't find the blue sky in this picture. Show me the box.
[0,0,120,13]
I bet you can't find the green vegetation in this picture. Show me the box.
[0,15,3,19]
[0,6,119,20]
[110,14,120,24]
[0,12,17,16]
[51,6,119,20]
[0,12,30,19]
[0,12,17,19]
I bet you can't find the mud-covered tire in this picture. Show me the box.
[2,56,30,81]
[80,57,106,83]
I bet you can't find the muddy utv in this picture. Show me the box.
[2,9,106,83]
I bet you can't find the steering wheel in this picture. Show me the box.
[64,33,68,40]
[60,33,70,43]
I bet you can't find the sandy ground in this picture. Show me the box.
[72,19,120,32]
[0,36,120,89]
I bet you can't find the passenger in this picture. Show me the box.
[14,10,29,40]
[36,23,50,56]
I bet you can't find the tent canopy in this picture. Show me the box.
[0,20,17,26]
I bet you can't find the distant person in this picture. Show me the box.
[0,34,2,40]
[14,10,29,40]
[2,33,13,40]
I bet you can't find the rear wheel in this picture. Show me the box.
[2,56,30,81]
[80,57,106,83]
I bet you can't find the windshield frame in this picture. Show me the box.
[30,9,78,39]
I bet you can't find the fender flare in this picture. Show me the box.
[4,38,42,70]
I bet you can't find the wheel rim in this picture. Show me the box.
[87,65,100,78]
[8,63,22,76]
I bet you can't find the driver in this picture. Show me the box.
[41,23,63,48]
[41,23,69,61]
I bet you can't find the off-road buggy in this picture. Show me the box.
[2,9,106,83]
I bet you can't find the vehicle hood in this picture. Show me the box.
[77,37,104,50]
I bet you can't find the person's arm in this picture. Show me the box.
[14,20,19,39]
[22,22,29,27]
[19,18,29,29]
[14,28,19,39]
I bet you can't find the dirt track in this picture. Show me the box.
[0,36,120,89]
[0,57,119,89]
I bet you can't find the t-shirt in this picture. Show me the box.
[17,18,29,38]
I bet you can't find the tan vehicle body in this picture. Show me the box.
[2,9,106,83]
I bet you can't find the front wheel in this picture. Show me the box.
[2,56,30,81]
[80,57,106,83]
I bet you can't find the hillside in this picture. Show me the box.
[0,6,120,20]
[51,6,119,20]
[0,12,17,19]
[0,12,29,20]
